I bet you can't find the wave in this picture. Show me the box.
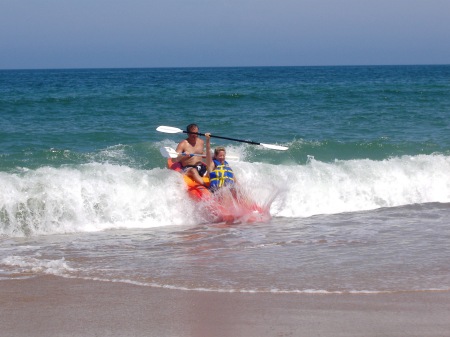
[266,153,450,217]
[1,154,450,237]
[0,163,191,237]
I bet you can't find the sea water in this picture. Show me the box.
[1,65,450,293]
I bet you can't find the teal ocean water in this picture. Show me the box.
[1,65,450,293]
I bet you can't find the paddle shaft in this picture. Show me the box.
[185,131,261,146]
[156,125,288,150]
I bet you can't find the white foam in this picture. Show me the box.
[235,154,450,217]
[1,154,450,236]
[0,163,198,236]
[2,255,74,276]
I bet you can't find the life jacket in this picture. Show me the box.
[209,159,234,190]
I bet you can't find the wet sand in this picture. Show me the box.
[1,276,449,337]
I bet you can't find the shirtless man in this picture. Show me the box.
[174,124,207,185]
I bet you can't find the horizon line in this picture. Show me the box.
[1,63,449,72]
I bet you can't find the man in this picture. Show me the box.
[174,124,207,185]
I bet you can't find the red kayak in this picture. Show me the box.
[167,158,211,201]
[167,159,269,224]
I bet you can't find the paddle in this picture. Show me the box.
[160,146,202,159]
[156,125,288,151]
[160,147,239,161]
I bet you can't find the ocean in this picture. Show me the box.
[1,65,450,293]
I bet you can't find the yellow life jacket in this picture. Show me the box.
[209,160,234,190]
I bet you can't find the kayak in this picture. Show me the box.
[166,158,269,224]
[167,158,211,201]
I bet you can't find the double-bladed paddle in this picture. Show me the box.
[159,147,239,161]
[156,126,288,151]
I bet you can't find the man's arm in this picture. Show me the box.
[174,140,187,163]
[205,134,214,174]
[198,139,205,155]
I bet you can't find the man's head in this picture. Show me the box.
[186,124,198,133]
[186,124,199,142]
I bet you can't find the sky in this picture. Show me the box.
[1,0,450,69]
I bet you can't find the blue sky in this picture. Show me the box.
[1,0,450,69]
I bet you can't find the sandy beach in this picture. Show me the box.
[1,276,449,337]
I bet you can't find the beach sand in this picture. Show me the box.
[1,276,449,337]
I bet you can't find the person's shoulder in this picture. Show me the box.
[176,139,188,151]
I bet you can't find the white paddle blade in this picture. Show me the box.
[260,143,289,151]
[160,146,240,161]
[159,147,178,158]
[156,126,184,134]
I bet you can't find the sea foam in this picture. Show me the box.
[263,153,450,217]
[1,154,450,236]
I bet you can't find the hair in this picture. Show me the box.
[186,124,198,133]
[214,146,226,157]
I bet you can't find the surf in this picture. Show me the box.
[1,153,450,237]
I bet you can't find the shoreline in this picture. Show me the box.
[1,276,450,337]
